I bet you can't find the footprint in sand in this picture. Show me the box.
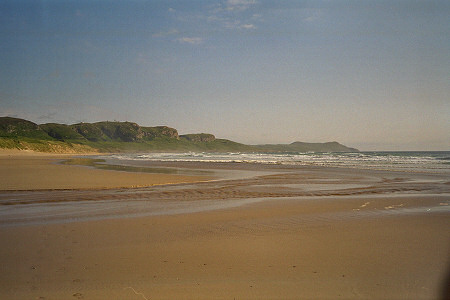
[72,292,83,299]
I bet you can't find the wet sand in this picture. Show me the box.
[0,153,449,299]
[0,152,211,190]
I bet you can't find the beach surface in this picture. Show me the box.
[0,152,449,299]
[0,150,211,190]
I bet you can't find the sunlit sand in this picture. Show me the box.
[0,153,449,299]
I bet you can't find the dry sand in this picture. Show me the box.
[0,152,449,299]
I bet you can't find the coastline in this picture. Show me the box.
[0,151,449,299]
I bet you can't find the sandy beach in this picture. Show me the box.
[0,150,212,190]
[0,152,449,299]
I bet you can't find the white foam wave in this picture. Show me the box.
[100,151,450,174]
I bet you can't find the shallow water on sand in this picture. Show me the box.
[1,162,448,227]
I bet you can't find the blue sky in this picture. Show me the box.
[1,0,449,150]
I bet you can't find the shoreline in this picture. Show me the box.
[0,151,449,299]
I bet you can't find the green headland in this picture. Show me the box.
[0,117,359,153]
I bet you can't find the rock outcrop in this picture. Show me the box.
[142,126,179,140]
[180,133,216,142]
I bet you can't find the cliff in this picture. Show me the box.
[180,133,215,142]
[70,122,179,142]
[0,117,359,153]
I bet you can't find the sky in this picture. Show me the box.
[0,0,449,151]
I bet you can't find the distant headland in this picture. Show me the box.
[0,117,359,153]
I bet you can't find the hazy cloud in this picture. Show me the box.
[206,15,221,23]
[207,0,261,30]
[225,0,257,11]
[223,21,256,30]
[302,9,322,23]
[210,0,257,13]
[177,37,203,45]
[251,13,263,20]
[241,24,256,29]
[153,29,179,38]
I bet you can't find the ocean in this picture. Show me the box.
[102,151,450,174]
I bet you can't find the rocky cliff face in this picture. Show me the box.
[96,122,145,142]
[0,117,180,143]
[69,122,179,142]
[180,133,216,142]
[142,126,179,139]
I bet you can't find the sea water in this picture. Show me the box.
[102,151,450,174]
